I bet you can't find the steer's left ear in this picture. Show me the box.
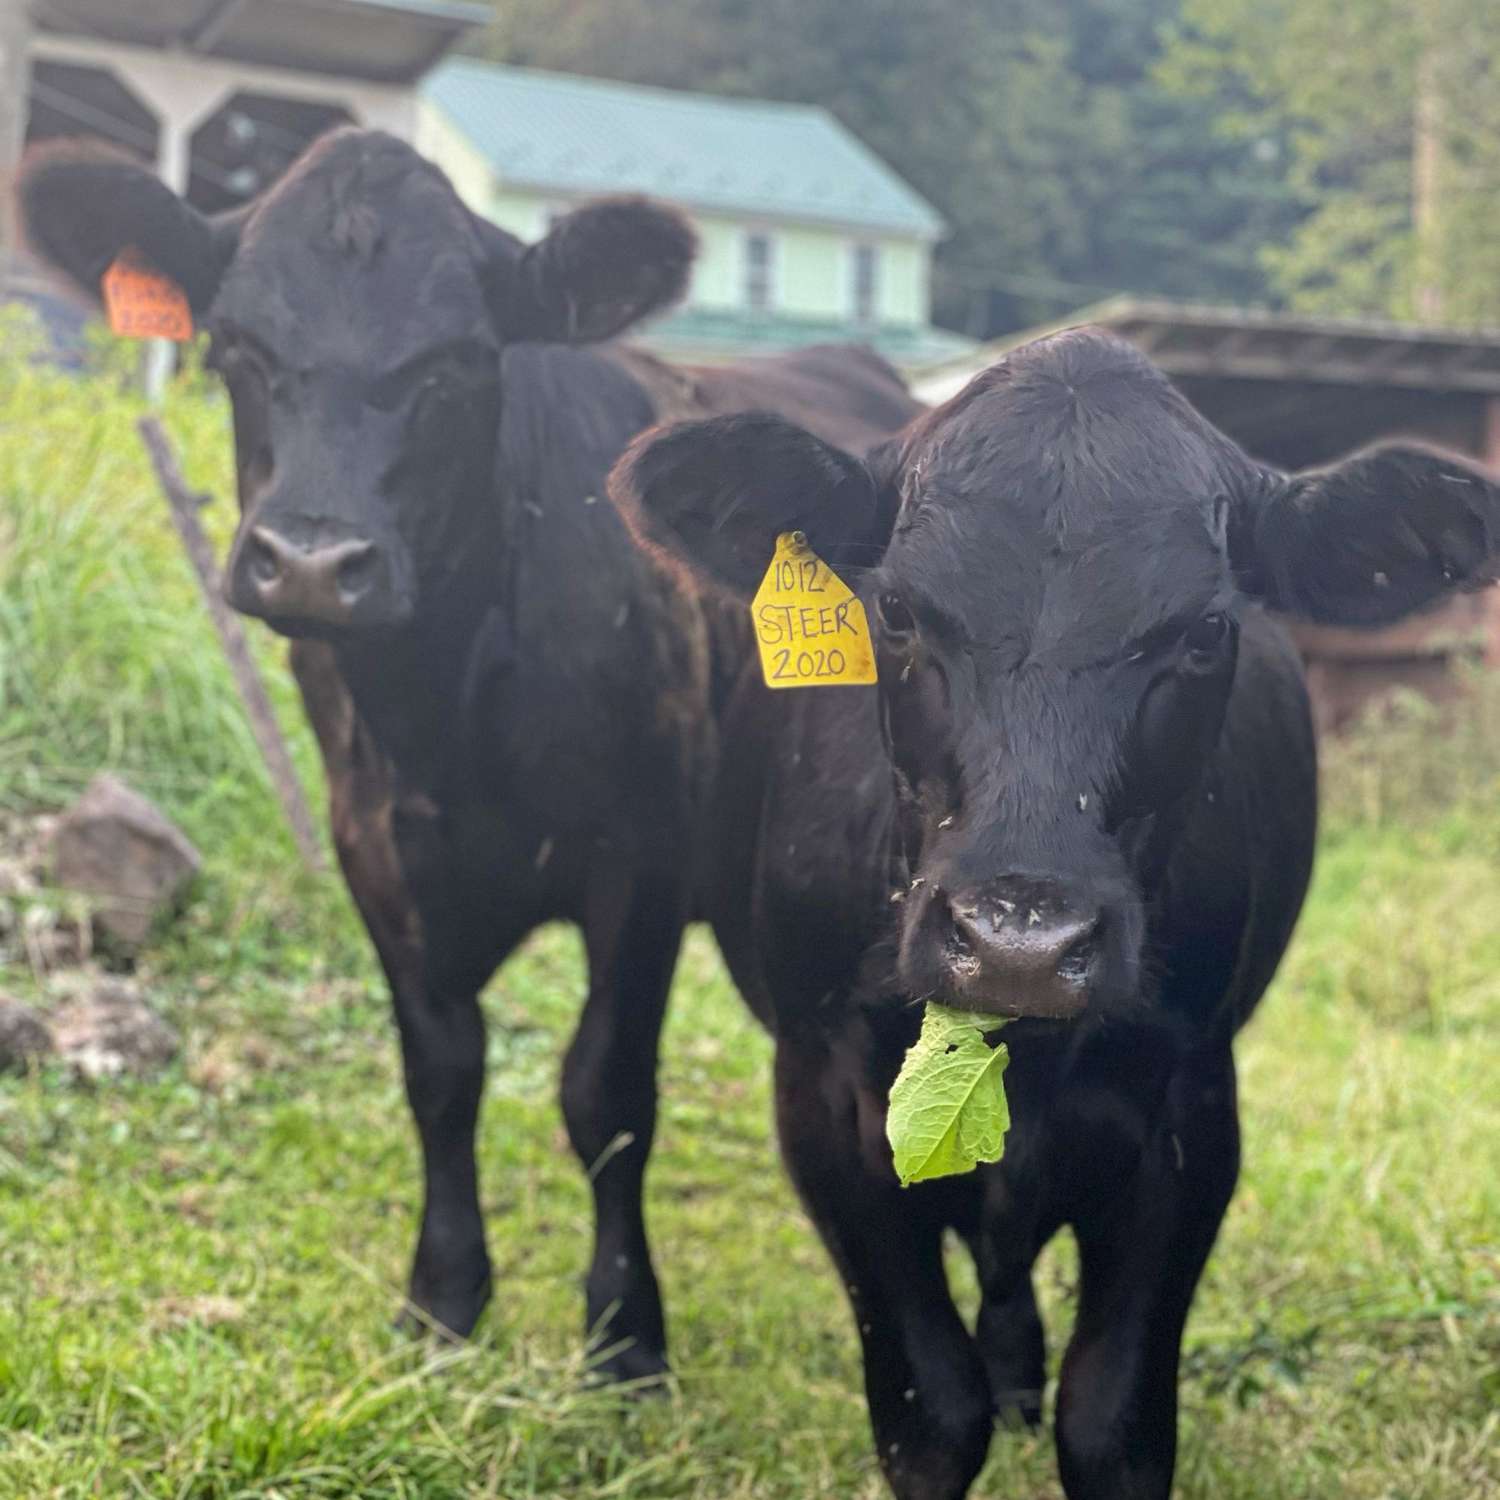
[498,196,696,344]
[610,413,896,596]
[18,139,241,315]
[1235,444,1500,626]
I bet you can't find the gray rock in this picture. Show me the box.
[48,775,201,948]
[49,979,179,1080]
[19,899,93,973]
[0,856,38,900]
[0,811,55,887]
[0,995,54,1072]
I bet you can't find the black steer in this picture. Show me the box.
[17,128,918,1378]
[612,327,1500,1496]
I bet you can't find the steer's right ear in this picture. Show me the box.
[610,413,896,597]
[1236,443,1500,626]
[17,140,240,315]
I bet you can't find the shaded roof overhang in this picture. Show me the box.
[916,296,1500,403]
[31,0,488,85]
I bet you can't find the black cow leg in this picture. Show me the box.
[564,868,684,1384]
[1054,1055,1240,1500]
[968,1242,1046,1430]
[775,1038,994,1500]
[394,977,495,1338]
[952,1163,1048,1429]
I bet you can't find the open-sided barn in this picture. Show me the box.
[917,298,1500,729]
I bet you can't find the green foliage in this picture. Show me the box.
[886,1004,1009,1186]
[474,0,1306,334]
[1319,672,1500,837]
[1286,674,1500,1032]
[1166,0,1500,320]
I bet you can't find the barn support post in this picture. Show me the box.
[0,0,32,267]
[143,113,195,400]
[1483,397,1500,668]
[137,416,327,874]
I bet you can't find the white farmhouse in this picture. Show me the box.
[419,60,971,368]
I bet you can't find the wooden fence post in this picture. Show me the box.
[137,416,326,873]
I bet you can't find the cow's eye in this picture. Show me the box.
[410,371,465,431]
[1183,612,1231,665]
[208,324,278,379]
[876,591,917,638]
[211,338,260,385]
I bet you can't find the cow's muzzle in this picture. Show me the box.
[906,876,1100,1020]
[227,525,412,634]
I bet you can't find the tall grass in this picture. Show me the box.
[1321,670,1500,844]
[1283,675,1500,1032]
[0,309,365,979]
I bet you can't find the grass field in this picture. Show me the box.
[1,320,1497,1498]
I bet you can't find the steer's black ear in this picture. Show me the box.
[500,196,695,344]
[610,413,894,597]
[17,140,240,316]
[1235,444,1500,626]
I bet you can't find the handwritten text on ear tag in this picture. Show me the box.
[102,252,194,341]
[751,531,877,689]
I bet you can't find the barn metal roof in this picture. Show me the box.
[916,296,1500,403]
[31,0,488,84]
[422,59,947,239]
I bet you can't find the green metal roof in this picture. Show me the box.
[640,306,975,372]
[423,59,946,239]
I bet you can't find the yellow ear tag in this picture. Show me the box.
[102,251,195,341]
[750,531,878,689]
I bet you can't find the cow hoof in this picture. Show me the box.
[585,1340,672,1394]
[396,1268,492,1342]
[992,1385,1044,1431]
[393,1302,468,1342]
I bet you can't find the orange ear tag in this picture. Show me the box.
[750,531,878,689]
[102,252,194,341]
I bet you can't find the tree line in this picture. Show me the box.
[476,0,1500,337]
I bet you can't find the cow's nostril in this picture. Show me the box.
[335,543,377,602]
[247,533,282,587]
[928,884,1101,1020]
[1056,925,1099,985]
[943,909,980,980]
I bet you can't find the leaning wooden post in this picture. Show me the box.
[137,416,327,873]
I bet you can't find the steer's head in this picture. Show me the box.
[17,130,693,636]
[613,328,1500,1020]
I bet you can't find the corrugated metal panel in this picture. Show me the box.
[33,0,214,48]
[918,295,1500,404]
[32,0,486,83]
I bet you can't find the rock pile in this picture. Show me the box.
[0,775,195,1079]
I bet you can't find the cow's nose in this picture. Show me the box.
[940,879,1098,1019]
[231,526,382,629]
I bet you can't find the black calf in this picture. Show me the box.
[612,327,1499,1494]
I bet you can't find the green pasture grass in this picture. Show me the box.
[0,324,1495,1497]
[0,310,362,979]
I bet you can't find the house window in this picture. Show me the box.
[744,231,775,311]
[851,242,880,324]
